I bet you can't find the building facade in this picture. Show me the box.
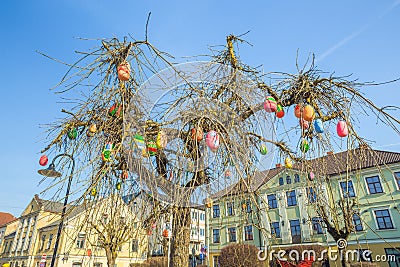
[206,149,400,267]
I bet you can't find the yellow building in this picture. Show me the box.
[0,194,148,267]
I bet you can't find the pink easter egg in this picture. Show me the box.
[263,96,277,112]
[206,130,220,150]
[117,61,130,81]
[337,121,348,137]
[299,118,309,129]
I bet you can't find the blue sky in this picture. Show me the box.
[0,0,399,216]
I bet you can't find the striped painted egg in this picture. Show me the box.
[294,104,303,118]
[147,140,157,156]
[300,139,309,153]
[276,104,285,118]
[67,127,77,140]
[117,61,130,81]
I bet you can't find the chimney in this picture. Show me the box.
[327,151,334,155]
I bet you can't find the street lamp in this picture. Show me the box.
[38,153,75,267]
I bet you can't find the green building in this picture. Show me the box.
[206,148,400,266]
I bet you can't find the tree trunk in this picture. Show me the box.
[339,248,350,267]
[105,247,118,267]
[170,207,191,267]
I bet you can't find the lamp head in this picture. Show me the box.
[38,163,62,178]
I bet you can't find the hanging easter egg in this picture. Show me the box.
[102,142,114,162]
[108,103,122,117]
[276,104,285,118]
[225,170,232,178]
[299,118,309,129]
[117,61,131,81]
[302,105,315,122]
[147,140,157,156]
[263,96,277,112]
[67,128,77,140]
[308,171,315,181]
[314,119,324,133]
[121,170,129,180]
[39,155,48,166]
[156,130,167,149]
[285,157,293,168]
[191,127,204,141]
[133,134,146,156]
[89,123,97,133]
[337,121,348,137]
[300,139,309,153]
[151,223,157,229]
[147,230,152,236]
[206,130,220,151]
[260,144,268,155]
[91,187,97,196]
[205,198,212,208]
[116,182,122,190]
[294,104,303,118]
[162,229,169,238]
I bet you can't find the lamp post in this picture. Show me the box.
[38,153,75,267]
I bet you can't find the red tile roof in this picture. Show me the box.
[0,212,16,227]
[209,148,400,199]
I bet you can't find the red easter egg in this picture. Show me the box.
[337,121,348,137]
[300,118,309,129]
[191,127,203,141]
[117,61,130,81]
[263,96,277,112]
[39,155,48,166]
[121,170,129,180]
[294,104,303,118]
[302,105,315,122]
[276,105,285,118]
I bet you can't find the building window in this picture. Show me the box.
[307,187,317,203]
[200,213,205,221]
[384,248,400,266]
[353,213,363,232]
[243,199,252,213]
[340,180,356,198]
[76,233,86,249]
[279,177,284,186]
[46,234,53,250]
[270,222,281,238]
[286,190,297,206]
[3,241,8,253]
[200,228,205,236]
[212,229,220,243]
[131,239,139,252]
[312,217,324,234]
[267,194,277,209]
[394,172,400,190]
[226,202,234,216]
[286,176,292,184]
[290,220,301,242]
[244,225,253,241]
[40,235,46,251]
[213,256,220,267]
[94,263,103,267]
[365,176,383,194]
[294,174,300,183]
[374,209,394,230]
[212,204,220,218]
[228,227,236,242]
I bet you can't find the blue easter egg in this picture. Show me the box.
[314,119,324,133]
